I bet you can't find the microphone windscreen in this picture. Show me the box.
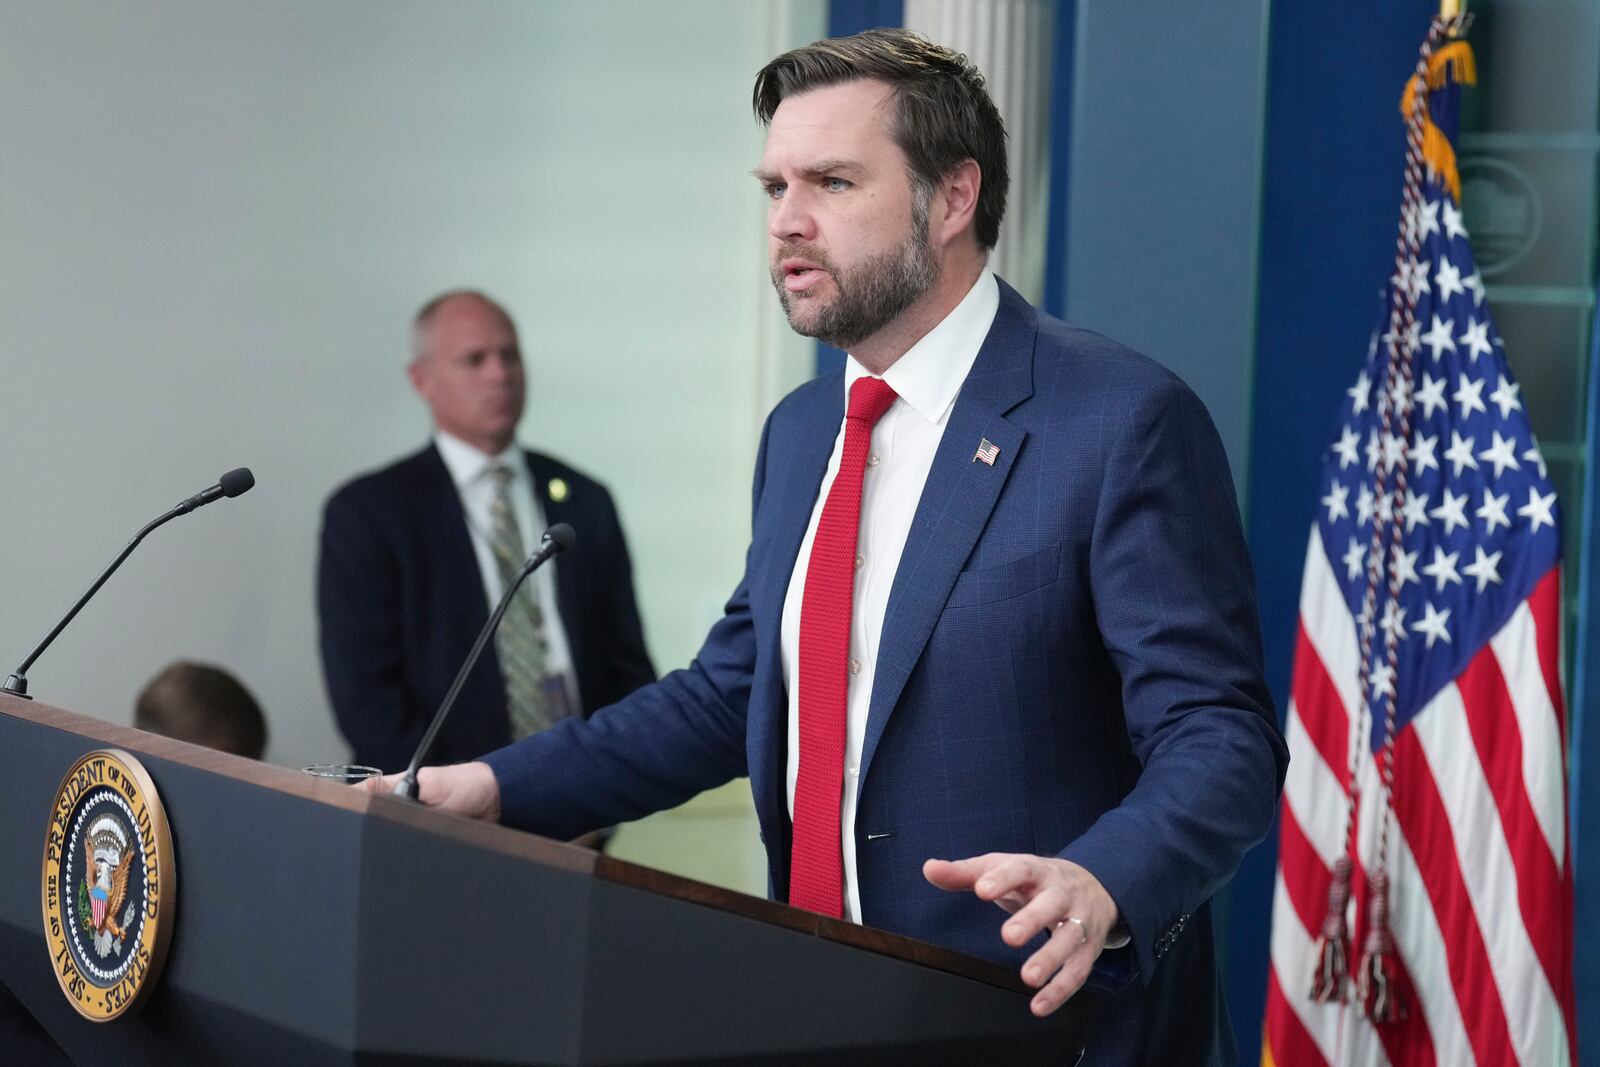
[219,468,256,498]
[544,523,577,554]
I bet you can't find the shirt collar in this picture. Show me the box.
[843,270,999,424]
[433,430,524,489]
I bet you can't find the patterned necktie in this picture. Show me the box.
[790,376,898,918]
[487,464,556,738]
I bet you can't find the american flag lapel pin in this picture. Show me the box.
[973,437,1000,465]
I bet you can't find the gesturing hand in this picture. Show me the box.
[924,853,1118,1017]
[361,761,502,823]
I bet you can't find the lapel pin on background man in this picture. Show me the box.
[367,31,1286,1064]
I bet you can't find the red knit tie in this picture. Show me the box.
[790,375,898,918]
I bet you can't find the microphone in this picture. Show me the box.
[391,523,576,802]
[176,466,255,513]
[2,468,257,699]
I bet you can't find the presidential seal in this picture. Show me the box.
[41,749,175,1021]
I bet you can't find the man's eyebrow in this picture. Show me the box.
[750,159,866,183]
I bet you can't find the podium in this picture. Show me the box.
[0,694,1094,1064]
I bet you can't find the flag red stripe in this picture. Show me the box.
[1264,966,1332,1067]
[1528,566,1567,741]
[1292,623,1353,792]
[1457,641,1571,1010]
[1390,729,1519,1066]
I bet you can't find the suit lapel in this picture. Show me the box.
[858,282,1037,786]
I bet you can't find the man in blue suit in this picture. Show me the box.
[318,291,655,774]
[374,30,1286,1063]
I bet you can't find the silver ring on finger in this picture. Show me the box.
[1055,914,1088,946]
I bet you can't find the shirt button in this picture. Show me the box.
[847,763,859,777]
[854,554,864,571]
[867,453,881,467]
[850,658,862,675]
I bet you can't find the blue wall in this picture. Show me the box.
[1058,1,1271,493]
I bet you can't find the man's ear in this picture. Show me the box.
[406,359,426,395]
[933,159,982,247]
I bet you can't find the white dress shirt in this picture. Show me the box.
[433,431,581,709]
[781,271,999,922]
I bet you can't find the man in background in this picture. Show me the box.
[317,291,655,774]
[135,660,268,759]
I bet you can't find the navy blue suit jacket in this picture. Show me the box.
[317,445,655,772]
[481,282,1287,1064]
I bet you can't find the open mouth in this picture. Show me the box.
[782,261,826,292]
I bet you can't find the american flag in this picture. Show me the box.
[1262,20,1577,1067]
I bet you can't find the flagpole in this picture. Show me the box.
[1440,0,1462,16]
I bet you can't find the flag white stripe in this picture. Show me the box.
[1488,603,1568,867]
[1410,683,1566,1067]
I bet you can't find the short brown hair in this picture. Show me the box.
[135,661,267,760]
[752,28,1009,250]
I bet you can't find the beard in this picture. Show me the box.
[770,199,936,350]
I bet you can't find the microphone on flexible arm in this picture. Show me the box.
[390,522,576,803]
[1,468,256,699]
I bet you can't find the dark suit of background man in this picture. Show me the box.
[318,291,655,773]
[374,31,1287,1065]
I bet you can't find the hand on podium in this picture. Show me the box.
[923,853,1118,1018]
[363,761,501,823]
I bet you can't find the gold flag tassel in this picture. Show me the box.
[1398,38,1477,203]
